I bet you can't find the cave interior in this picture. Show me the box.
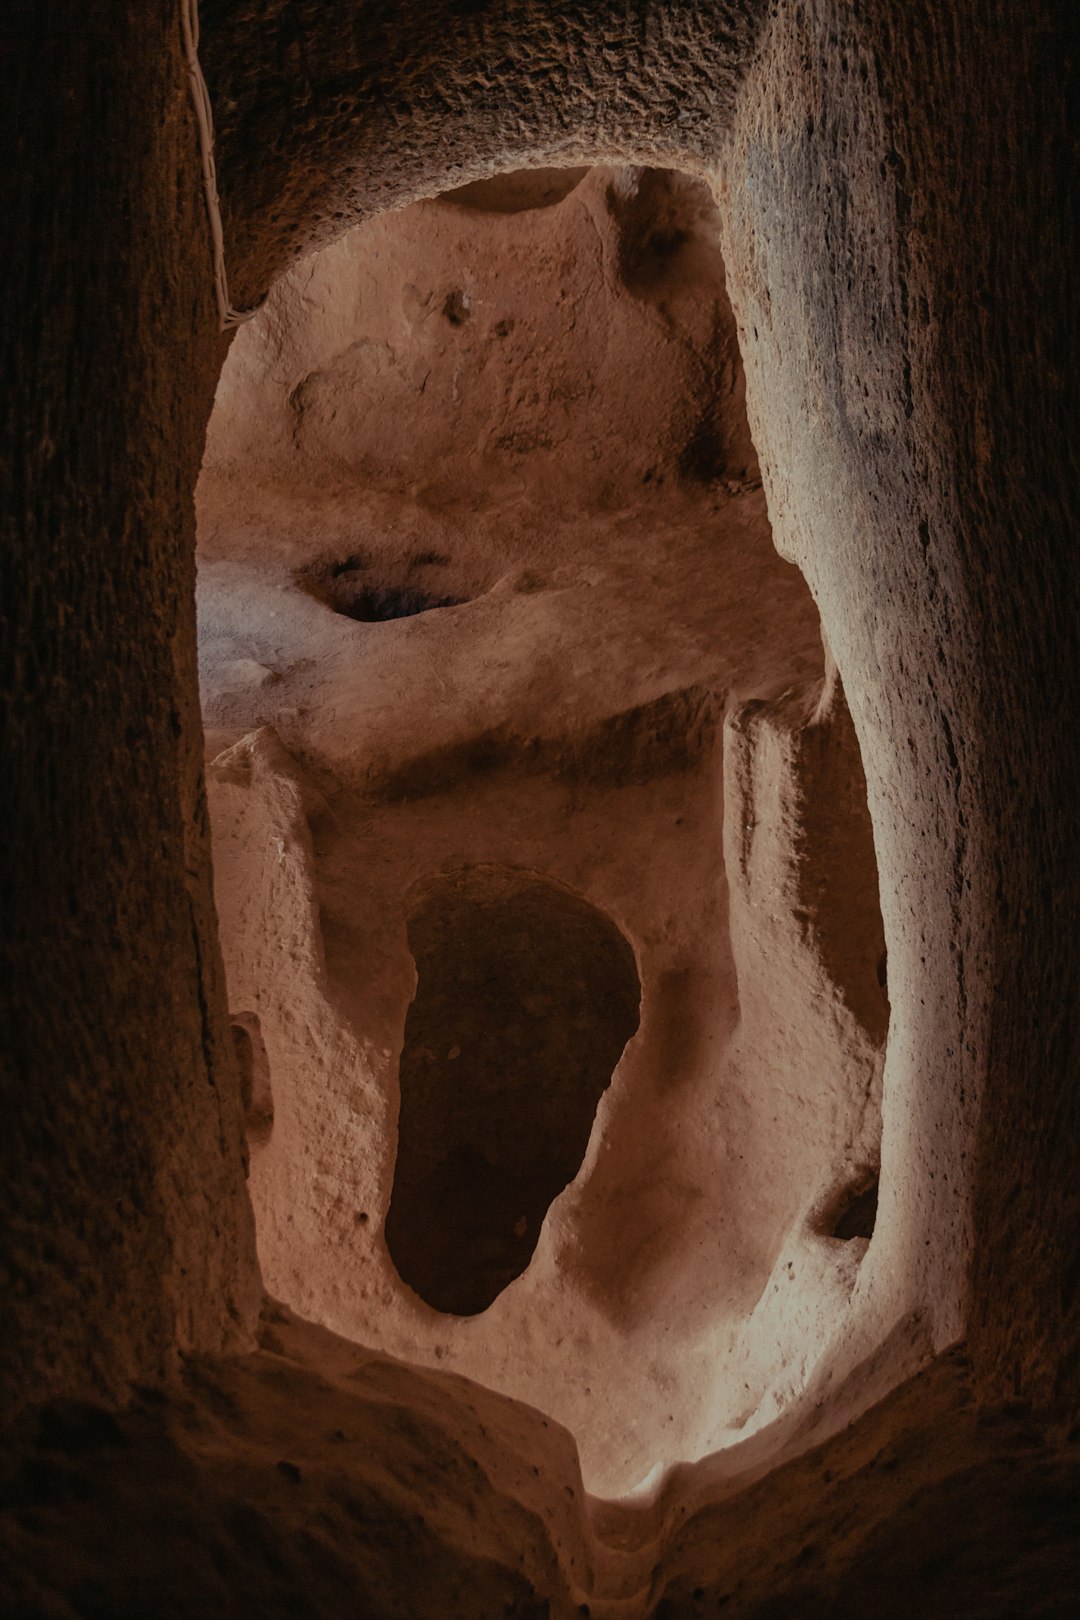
[2,2,1077,1616]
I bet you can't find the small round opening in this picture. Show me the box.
[385,868,641,1315]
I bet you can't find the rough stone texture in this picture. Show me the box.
[1,0,260,1414]
[200,165,756,517]
[2,0,1076,1609]
[198,168,890,1496]
[647,1348,1080,1618]
[0,1308,594,1619]
[1,1320,1076,1618]
[715,0,1078,1414]
[387,868,642,1316]
[201,0,772,301]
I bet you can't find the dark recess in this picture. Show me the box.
[386,868,640,1314]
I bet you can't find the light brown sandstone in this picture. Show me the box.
[198,169,890,1498]
[1,1,1075,1613]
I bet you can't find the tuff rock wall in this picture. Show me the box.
[2,0,259,1410]
[1,0,1076,1613]
[196,165,890,1496]
[715,0,1077,1411]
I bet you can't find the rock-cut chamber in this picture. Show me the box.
[198,164,890,1494]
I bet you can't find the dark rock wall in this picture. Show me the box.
[889,0,1077,1420]
[1,0,259,1412]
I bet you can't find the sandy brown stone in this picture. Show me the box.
[1,0,1076,1612]
[196,165,898,1497]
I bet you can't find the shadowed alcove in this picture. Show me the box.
[387,867,641,1315]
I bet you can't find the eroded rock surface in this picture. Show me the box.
[2,1315,1075,1619]
[3,0,1076,1613]
[199,168,889,1496]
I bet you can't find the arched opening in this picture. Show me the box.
[198,162,890,1496]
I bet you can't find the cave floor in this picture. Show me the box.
[2,1308,1076,1619]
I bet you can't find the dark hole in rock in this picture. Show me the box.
[386,868,641,1315]
[440,166,590,213]
[336,585,466,622]
[231,1012,273,1147]
[296,557,469,622]
[824,1170,880,1242]
[442,289,472,325]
